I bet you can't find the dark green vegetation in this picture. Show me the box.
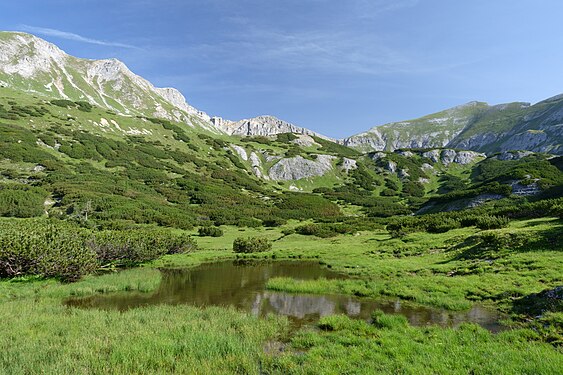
[0,219,196,281]
[0,87,562,373]
[233,236,272,253]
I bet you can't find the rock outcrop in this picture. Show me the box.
[268,155,336,181]
[420,149,485,165]
[214,115,333,140]
[249,152,268,180]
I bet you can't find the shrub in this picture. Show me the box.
[276,133,298,143]
[0,187,46,218]
[89,229,197,267]
[261,217,287,227]
[294,223,355,238]
[233,237,272,253]
[551,204,563,219]
[402,180,425,198]
[277,193,341,219]
[236,217,262,228]
[476,231,527,252]
[0,220,96,282]
[50,99,75,108]
[198,226,224,237]
[475,215,510,230]
[426,218,461,233]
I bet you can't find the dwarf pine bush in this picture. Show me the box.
[233,237,272,253]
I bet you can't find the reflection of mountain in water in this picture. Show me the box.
[65,261,505,332]
[258,292,367,322]
[264,293,336,319]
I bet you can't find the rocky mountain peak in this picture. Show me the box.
[0,31,214,128]
[216,114,333,140]
[0,32,67,78]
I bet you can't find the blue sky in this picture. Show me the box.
[2,0,563,138]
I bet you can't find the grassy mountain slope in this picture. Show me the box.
[0,31,214,131]
[343,98,563,155]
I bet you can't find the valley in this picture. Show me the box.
[0,31,561,374]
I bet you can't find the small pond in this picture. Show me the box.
[66,260,505,332]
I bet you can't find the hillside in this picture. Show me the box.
[0,31,214,130]
[342,99,563,155]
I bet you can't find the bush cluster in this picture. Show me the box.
[475,215,510,230]
[232,237,272,253]
[88,229,197,267]
[0,220,96,281]
[386,212,511,237]
[0,220,197,281]
[198,226,224,237]
[0,185,47,218]
[294,223,356,238]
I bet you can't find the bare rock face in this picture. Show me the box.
[268,155,336,181]
[496,151,534,161]
[510,181,541,196]
[292,134,320,147]
[422,149,485,165]
[339,158,357,172]
[216,115,333,140]
[454,150,485,165]
[385,161,397,173]
[369,152,387,161]
[422,149,441,163]
[249,152,268,180]
[230,144,248,161]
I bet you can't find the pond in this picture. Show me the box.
[66,260,505,332]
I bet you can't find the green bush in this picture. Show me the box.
[235,217,262,228]
[0,220,96,281]
[261,217,287,227]
[551,204,563,219]
[427,218,461,233]
[476,231,527,252]
[475,215,510,230]
[276,133,298,143]
[233,237,272,253]
[402,180,425,198]
[50,99,75,108]
[0,187,46,218]
[294,223,355,238]
[198,226,224,237]
[89,229,197,267]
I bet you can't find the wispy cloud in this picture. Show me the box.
[18,25,140,49]
[355,0,420,17]
[171,27,410,76]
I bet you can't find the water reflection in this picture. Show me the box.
[66,261,505,332]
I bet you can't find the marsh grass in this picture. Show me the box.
[0,300,289,374]
[263,314,563,374]
[1,217,562,373]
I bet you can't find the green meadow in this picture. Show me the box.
[1,217,562,374]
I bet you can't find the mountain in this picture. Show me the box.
[211,115,331,139]
[0,31,561,230]
[341,99,563,155]
[0,31,215,131]
[3,31,561,155]
[0,31,329,139]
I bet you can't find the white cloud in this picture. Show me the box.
[19,25,140,49]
